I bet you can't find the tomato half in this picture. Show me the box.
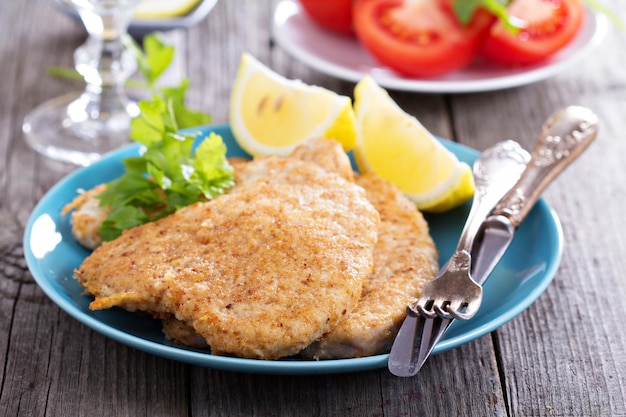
[299,0,354,35]
[481,0,585,66]
[353,0,494,78]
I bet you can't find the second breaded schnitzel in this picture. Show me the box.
[74,156,379,359]
[301,174,439,358]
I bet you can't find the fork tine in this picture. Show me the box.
[446,299,471,319]
[434,302,453,320]
[449,295,482,320]
[413,300,437,319]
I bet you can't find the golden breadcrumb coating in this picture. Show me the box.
[302,174,439,358]
[288,138,354,182]
[61,184,110,250]
[68,137,438,360]
[74,156,379,359]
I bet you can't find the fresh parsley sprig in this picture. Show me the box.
[89,33,234,242]
[96,96,235,242]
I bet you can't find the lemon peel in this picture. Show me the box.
[353,76,474,212]
[229,53,356,157]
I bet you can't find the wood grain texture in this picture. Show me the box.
[1,0,625,415]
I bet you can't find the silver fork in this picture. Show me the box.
[412,140,530,321]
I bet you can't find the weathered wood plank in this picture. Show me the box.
[188,337,506,417]
[449,6,626,415]
[0,283,191,417]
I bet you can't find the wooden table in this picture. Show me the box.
[2,0,625,415]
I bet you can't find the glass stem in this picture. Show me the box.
[73,4,138,121]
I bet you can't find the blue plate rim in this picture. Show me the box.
[23,123,563,374]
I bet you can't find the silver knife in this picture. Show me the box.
[388,106,599,377]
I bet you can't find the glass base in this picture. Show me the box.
[23,91,139,166]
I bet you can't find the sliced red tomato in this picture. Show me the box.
[352,0,494,78]
[482,0,585,66]
[299,0,354,35]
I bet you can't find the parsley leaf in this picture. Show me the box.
[161,79,212,128]
[127,33,213,129]
[135,33,175,84]
[96,95,234,241]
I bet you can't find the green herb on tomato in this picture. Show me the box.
[348,0,591,77]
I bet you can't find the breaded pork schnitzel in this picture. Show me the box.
[68,138,438,359]
[61,184,110,250]
[74,156,379,359]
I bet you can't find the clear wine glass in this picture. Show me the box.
[23,0,142,166]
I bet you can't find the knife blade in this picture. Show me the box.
[388,106,599,377]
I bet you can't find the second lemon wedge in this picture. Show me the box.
[353,76,474,212]
[229,53,356,157]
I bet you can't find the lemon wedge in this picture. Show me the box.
[229,53,357,157]
[134,0,201,19]
[353,76,474,212]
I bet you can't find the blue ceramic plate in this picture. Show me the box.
[24,124,563,375]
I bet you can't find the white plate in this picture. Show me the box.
[272,0,607,93]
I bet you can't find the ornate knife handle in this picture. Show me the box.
[492,106,599,227]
